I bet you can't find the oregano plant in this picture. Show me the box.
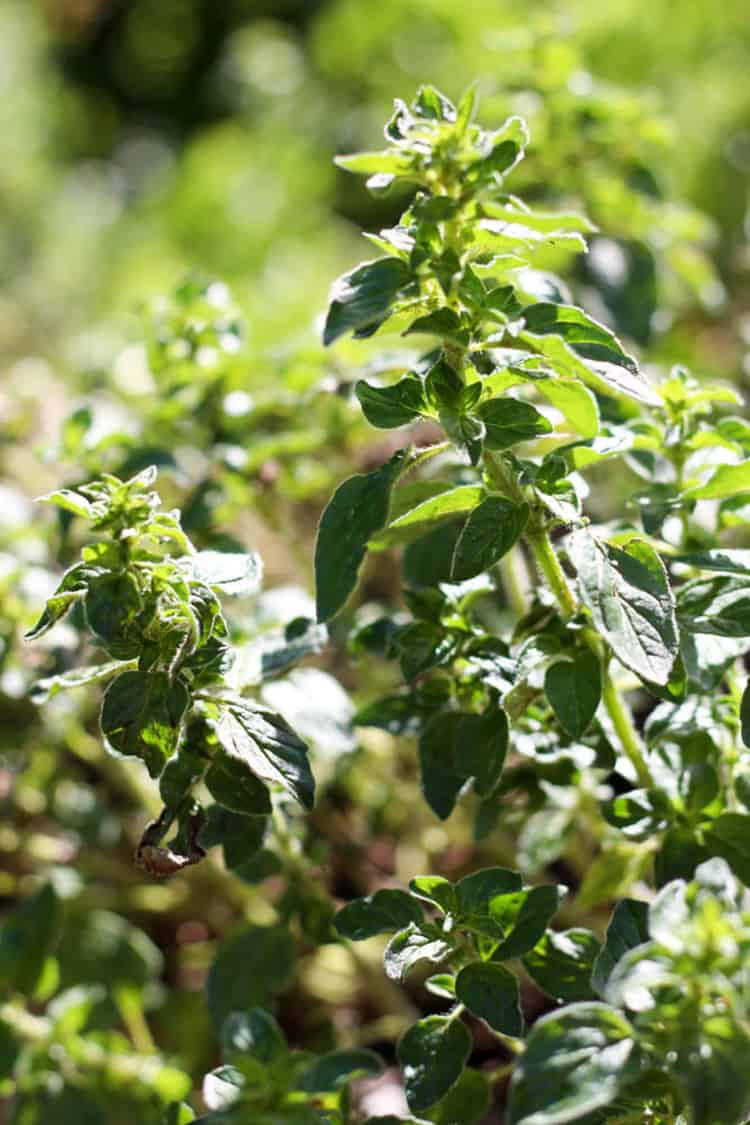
[16,80,750,1125]
[312,85,750,1124]
[26,466,316,871]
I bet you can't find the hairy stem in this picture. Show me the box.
[524,515,577,618]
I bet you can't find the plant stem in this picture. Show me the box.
[498,544,531,617]
[601,669,652,788]
[522,504,654,787]
[524,515,577,618]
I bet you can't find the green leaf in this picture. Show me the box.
[56,908,162,994]
[455,961,523,1035]
[703,813,750,886]
[508,1003,638,1125]
[221,1006,287,1062]
[324,258,411,345]
[569,531,678,687]
[315,451,406,622]
[478,398,552,449]
[298,1048,383,1092]
[384,925,452,982]
[683,460,750,500]
[206,925,294,1028]
[455,867,523,918]
[524,302,635,366]
[212,696,314,810]
[424,1067,490,1125]
[390,485,484,532]
[450,497,529,581]
[100,671,190,778]
[164,1103,196,1125]
[676,549,750,576]
[334,150,414,177]
[192,551,263,597]
[205,751,272,816]
[409,876,456,913]
[419,709,508,819]
[356,375,427,428]
[30,660,128,703]
[536,379,599,439]
[335,889,424,941]
[0,884,61,995]
[676,575,750,636]
[398,1015,472,1112]
[404,308,469,344]
[37,487,94,519]
[544,649,601,737]
[24,562,94,640]
[490,884,566,961]
[591,899,649,996]
[522,329,659,407]
[522,929,601,1002]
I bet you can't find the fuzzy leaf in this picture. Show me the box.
[315,451,406,622]
[570,531,678,686]
[100,671,190,778]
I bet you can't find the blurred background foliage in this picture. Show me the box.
[1,0,750,1120]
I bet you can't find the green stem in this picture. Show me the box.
[522,505,653,787]
[524,515,577,619]
[498,544,531,617]
[601,669,652,788]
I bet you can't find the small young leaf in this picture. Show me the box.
[384,925,452,982]
[455,961,523,1035]
[101,671,190,778]
[451,497,529,581]
[315,451,406,622]
[508,1003,638,1125]
[24,563,94,640]
[398,1015,472,1112]
[544,649,602,737]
